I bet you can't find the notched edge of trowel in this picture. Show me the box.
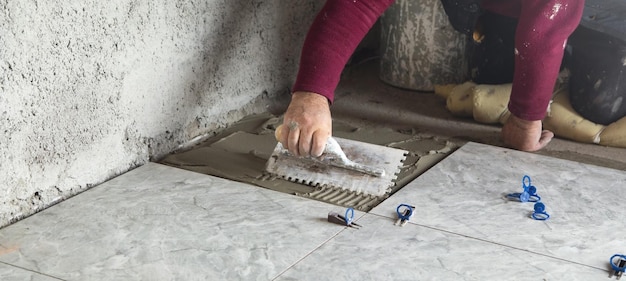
[296,185,390,211]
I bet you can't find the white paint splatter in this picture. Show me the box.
[594,79,602,90]
[563,40,567,49]
[612,97,623,114]
[547,3,563,20]
[622,56,626,66]
[514,48,519,55]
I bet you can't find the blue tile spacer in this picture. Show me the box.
[531,202,550,220]
[507,175,541,202]
[610,254,626,279]
[345,207,355,226]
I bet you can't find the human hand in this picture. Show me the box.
[501,114,554,152]
[276,91,332,157]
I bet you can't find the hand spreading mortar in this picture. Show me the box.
[274,125,385,177]
[272,124,384,177]
[265,124,408,197]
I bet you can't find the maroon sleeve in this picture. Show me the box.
[483,0,584,121]
[293,0,395,103]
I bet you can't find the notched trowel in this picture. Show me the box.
[265,126,408,197]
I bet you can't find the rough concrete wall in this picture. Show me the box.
[0,0,322,228]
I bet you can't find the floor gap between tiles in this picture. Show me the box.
[0,261,66,281]
[270,213,367,281]
[367,212,608,273]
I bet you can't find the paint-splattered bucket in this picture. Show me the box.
[379,0,468,91]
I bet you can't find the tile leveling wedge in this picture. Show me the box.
[265,125,408,197]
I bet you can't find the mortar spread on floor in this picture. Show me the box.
[159,113,460,211]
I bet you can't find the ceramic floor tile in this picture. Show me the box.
[275,214,606,281]
[0,163,358,281]
[0,262,61,281]
[371,142,626,270]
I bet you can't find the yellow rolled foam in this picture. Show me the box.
[445,81,476,117]
[472,84,512,124]
[542,89,605,144]
[599,116,626,148]
[434,84,457,99]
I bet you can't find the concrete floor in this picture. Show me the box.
[283,60,626,172]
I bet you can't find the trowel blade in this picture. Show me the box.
[303,136,385,177]
[265,137,408,197]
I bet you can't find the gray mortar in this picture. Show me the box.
[0,1,323,227]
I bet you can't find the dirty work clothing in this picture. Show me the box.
[292,0,584,121]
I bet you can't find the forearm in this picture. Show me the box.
[292,0,395,103]
[507,0,584,120]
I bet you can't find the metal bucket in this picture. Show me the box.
[380,0,468,91]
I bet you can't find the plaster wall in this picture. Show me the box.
[0,0,322,227]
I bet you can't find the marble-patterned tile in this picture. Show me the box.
[0,263,61,281]
[0,163,359,281]
[276,214,607,281]
[371,142,626,270]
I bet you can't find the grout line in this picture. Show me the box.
[270,229,346,280]
[270,212,367,280]
[367,212,609,273]
[0,261,66,280]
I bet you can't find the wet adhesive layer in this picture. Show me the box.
[159,113,460,211]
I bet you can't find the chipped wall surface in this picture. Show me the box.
[0,0,322,227]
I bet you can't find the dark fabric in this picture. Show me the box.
[440,0,483,35]
[579,0,626,40]
[565,0,626,124]
[568,26,626,125]
[468,11,517,85]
